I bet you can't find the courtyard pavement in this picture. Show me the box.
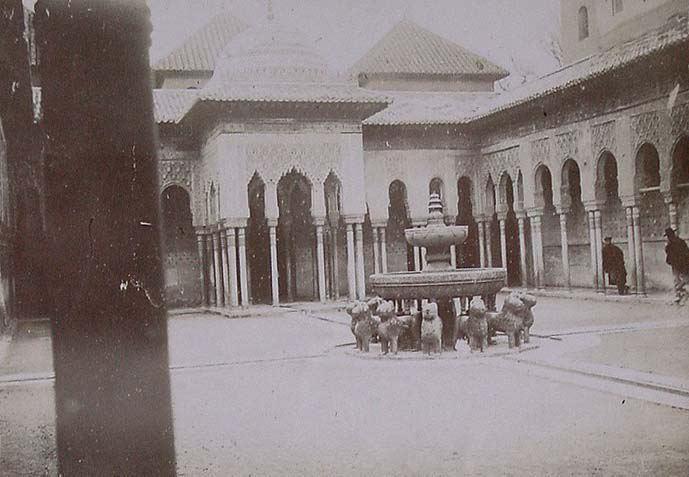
[1,295,689,475]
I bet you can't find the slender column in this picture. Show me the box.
[478,220,487,267]
[450,245,457,269]
[372,227,380,274]
[421,247,428,270]
[196,231,209,307]
[315,220,327,303]
[667,200,678,231]
[206,231,216,306]
[529,214,545,288]
[213,231,224,307]
[631,206,645,295]
[498,217,507,269]
[331,226,340,299]
[587,210,599,290]
[485,220,493,267]
[285,226,294,302]
[517,214,528,287]
[593,210,605,293]
[380,227,388,273]
[346,223,356,300]
[413,245,421,271]
[238,226,249,306]
[268,220,279,305]
[625,206,637,292]
[220,230,230,307]
[355,222,366,300]
[558,211,571,290]
[225,228,239,307]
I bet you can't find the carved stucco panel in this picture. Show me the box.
[591,120,616,156]
[671,102,689,138]
[483,146,520,184]
[554,131,578,162]
[630,111,662,148]
[530,137,550,168]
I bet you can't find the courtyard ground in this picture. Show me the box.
[1,295,689,476]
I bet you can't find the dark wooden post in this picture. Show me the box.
[35,1,177,474]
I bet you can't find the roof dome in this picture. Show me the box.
[208,18,334,85]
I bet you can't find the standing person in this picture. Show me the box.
[664,228,689,305]
[602,236,629,295]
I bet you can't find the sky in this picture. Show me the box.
[146,0,563,88]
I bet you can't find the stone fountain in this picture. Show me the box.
[369,193,507,350]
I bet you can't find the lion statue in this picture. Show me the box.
[487,292,526,349]
[346,301,377,352]
[376,300,409,355]
[464,298,489,352]
[421,302,443,355]
[517,293,537,344]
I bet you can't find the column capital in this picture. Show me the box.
[497,212,508,222]
[663,191,676,205]
[583,200,603,212]
[555,206,570,216]
[267,218,279,228]
[312,216,326,226]
[620,195,639,208]
[223,217,248,228]
[526,207,544,218]
[343,214,365,224]
[370,220,387,228]
[516,211,527,220]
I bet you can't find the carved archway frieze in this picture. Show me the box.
[554,131,578,165]
[530,137,550,172]
[671,101,689,139]
[631,111,662,149]
[159,160,195,193]
[243,142,342,187]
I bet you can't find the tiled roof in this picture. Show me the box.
[199,83,390,105]
[153,13,247,72]
[364,91,495,125]
[476,14,689,120]
[153,89,199,123]
[351,19,508,79]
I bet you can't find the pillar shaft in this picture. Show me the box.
[632,206,645,295]
[206,233,216,306]
[238,227,249,306]
[413,245,421,271]
[499,218,507,269]
[668,201,678,231]
[485,221,493,267]
[517,217,528,287]
[594,210,605,293]
[196,232,208,307]
[331,227,340,299]
[530,215,544,288]
[625,207,637,292]
[346,223,356,300]
[380,227,388,273]
[220,230,230,307]
[478,221,486,268]
[316,224,326,303]
[587,211,599,290]
[269,225,279,305]
[372,227,380,274]
[559,213,571,290]
[226,228,239,307]
[450,245,457,269]
[355,222,366,300]
[213,231,224,307]
[421,247,428,270]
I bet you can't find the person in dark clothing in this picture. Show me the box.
[664,227,689,305]
[602,237,628,295]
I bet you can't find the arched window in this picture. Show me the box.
[578,6,589,40]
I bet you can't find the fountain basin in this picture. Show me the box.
[405,225,468,249]
[369,268,507,300]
